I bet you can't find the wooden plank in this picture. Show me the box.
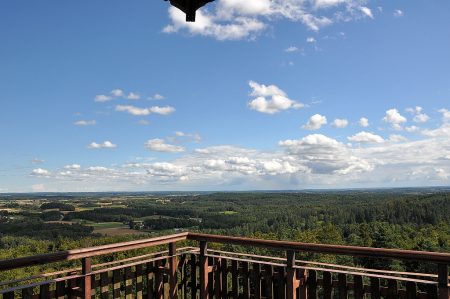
[125,267,134,299]
[3,291,15,299]
[275,266,286,299]
[214,258,222,299]
[221,258,228,299]
[253,263,262,299]
[39,283,50,299]
[168,243,178,299]
[113,269,122,299]
[190,254,197,299]
[438,264,449,299]
[370,277,380,299]
[155,260,164,299]
[387,279,398,299]
[82,257,92,299]
[353,275,363,299]
[338,273,347,299]
[286,250,297,299]
[136,264,143,299]
[208,256,214,299]
[406,281,417,299]
[100,272,109,299]
[231,260,239,299]
[298,268,307,299]
[307,270,317,299]
[427,284,438,299]
[22,287,33,299]
[322,271,332,299]
[55,280,66,299]
[263,264,273,299]
[199,241,209,299]
[242,261,250,299]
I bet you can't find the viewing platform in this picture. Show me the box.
[0,232,449,298]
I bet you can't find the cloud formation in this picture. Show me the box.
[383,108,407,130]
[88,141,117,149]
[248,81,303,114]
[115,105,175,116]
[145,139,185,153]
[74,120,96,126]
[303,114,327,130]
[163,0,375,41]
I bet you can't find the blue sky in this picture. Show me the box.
[1,0,450,192]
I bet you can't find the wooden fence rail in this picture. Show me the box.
[0,233,448,299]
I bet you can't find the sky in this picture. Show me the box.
[1,0,450,192]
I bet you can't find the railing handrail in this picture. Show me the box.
[187,233,450,264]
[0,231,449,272]
[0,232,188,271]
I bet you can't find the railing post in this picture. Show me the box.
[286,250,298,299]
[200,241,209,299]
[169,242,178,299]
[438,264,449,299]
[82,257,92,299]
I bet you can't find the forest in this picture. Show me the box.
[0,189,449,281]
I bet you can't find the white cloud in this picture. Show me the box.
[359,117,369,127]
[111,89,125,97]
[389,134,408,143]
[94,95,112,102]
[31,158,45,164]
[303,114,327,130]
[421,123,450,138]
[145,139,185,153]
[405,126,420,133]
[393,9,403,17]
[74,120,96,126]
[285,46,299,52]
[173,131,202,143]
[306,37,316,43]
[126,92,141,100]
[348,131,384,144]
[31,168,50,176]
[407,106,429,123]
[360,7,373,19]
[88,141,117,149]
[163,0,373,41]
[149,93,165,100]
[248,81,303,114]
[115,105,175,116]
[383,108,407,130]
[332,118,348,128]
[439,108,450,122]
[64,164,81,170]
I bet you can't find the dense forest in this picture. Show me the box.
[0,189,449,281]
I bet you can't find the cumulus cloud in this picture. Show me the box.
[64,164,81,170]
[348,131,384,144]
[149,93,165,100]
[285,46,299,53]
[126,92,141,100]
[393,9,403,17]
[88,141,117,149]
[31,168,50,176]
[439,108,450,122]
[74,120,96,126]
[359,117,369,127]
[332,118,348,128]
[115,105,175,116]
[111,89,125,97]
[383,108,407,130]
[303,114,327,130]
[163,0,373,41]
[306,37,316,43]
[145,139,185,153]
[407,106,429,123]
[389,134,408,143]
[248,81,303,114]
[94,95,112,102]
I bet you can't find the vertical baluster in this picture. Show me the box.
[169,242,178,299]
[82,257,92,299]
[406,281,417,299]
[253,263,262,299]
[322,272,332,299]
[155,260,164,299]
[276,266,286,299]
[427,283,438,299]
[438,264,449,299]
[370,277,380,299]
[113,269,122,299]
[56,280,66,299]
[190,254,197,299]
[208,256,214,298]
[39,283,50,299]
[286,250,297,299]
[231,260,239,299]
[214,257,223,299]
[221,258,228,299]
[3,291,15,299]
[264,265,274,299]
[22,287,33,299]
[387,279,398,299]
[242,262,250,299]
[125,267,134,299]
[338,273,347,299]
[307,270,317,299]
[136,264,143,299]
[100,272,109,299]
[299,268,307,299]
[353,276,363,299]
[199,241,209,299]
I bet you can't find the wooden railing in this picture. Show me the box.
[0,232,448,298]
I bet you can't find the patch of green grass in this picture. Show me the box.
[219,211,238,215]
